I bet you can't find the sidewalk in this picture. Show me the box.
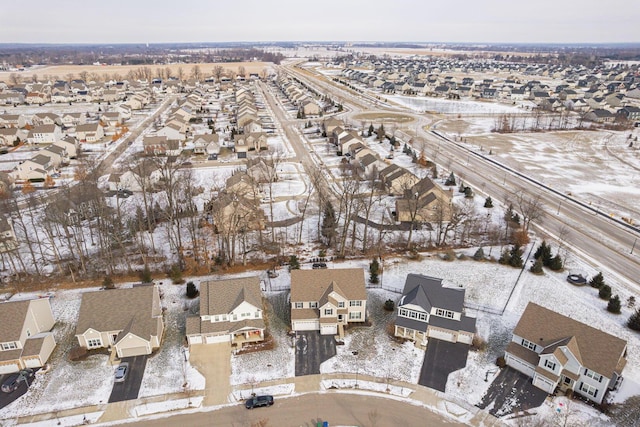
[16,370,504,426]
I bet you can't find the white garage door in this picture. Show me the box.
[188,335,203,345]
[429,328,456,343]
[205,334,229,344]
[0,362,20,374]
[533,374,556,394]
[320,324,337,335]
[505,354,536,377]
[294,320,319,331]
[24,358,42,369]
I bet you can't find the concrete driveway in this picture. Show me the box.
[295,331,336,377]
[189,342,231,405]
[418,339,470,392]
[108,355,148,403]
[477,366,548,417]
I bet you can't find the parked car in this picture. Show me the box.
[114,362,129,383]
[245,394,274,409]
[1,374,20,393]
[312,262,327,269]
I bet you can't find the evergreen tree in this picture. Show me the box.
[321,202,337,246]
[102,275,115,289]
[186,281,199,298]
[498,248,511,265]
[589,272,605,289]
[445,172,456,186]
[607,295,621,314]
[533,241,552,264]
[509,244,524,268]
[431,165,438,179]
[403,143,409,154]
[464,187,473,198]
[628,308,640,331]
[459,181,466,193]
[288,255,300,271]
[484,197,493,208]
[473,247,485,261]
[549,254,564,271]
[369,258,380,284]
[389,135,396,147]
[384,299,395,311]
[139,266,152,283]
[376,124,385,140]
[599,284,612,300]
[530,257,543,274]
[368,123,374,137]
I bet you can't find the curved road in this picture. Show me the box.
[131,392,461,427]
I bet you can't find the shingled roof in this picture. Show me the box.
[513,303,627,377]
[290,268,366,302]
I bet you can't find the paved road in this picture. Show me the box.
[285,64,640,293]
[131,391,462,427]
[419,339,470,392]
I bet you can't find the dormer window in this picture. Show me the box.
[544,359,556,371]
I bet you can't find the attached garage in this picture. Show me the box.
[320,324,337,335]
[533,373,557,394]
[205,334,230,344]
[23,357,43,369]
[118,346,149,358]
[0,362,20,374]
[116,333,151,358]
[293,320,320,331]
[428,327,456,343]
[505,353,536,377]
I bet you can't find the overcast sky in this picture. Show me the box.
[2,0,639,44]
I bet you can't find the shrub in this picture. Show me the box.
[508,244,524,268]
[288,255,300,271]
[169,264,184,284]
[599,284,612,300]
[484,197,493,208]
[530,257,543,274]
[473,247,485,261]
[607,295,621,314]
[139,266,153,283]
[496,356,506,368]
[102,275,115,289]
[383,299,395,311]
[471,335,487,351]
[589,272,605,289]
[628,308,640,331]
[369,258,380,284]
[549,254,564,271]
[186,281,199,299]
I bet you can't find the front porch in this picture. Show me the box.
[231,329,264,348]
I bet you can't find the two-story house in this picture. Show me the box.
[290,268,367,336]
[504,302,627,404]
[0,298,57,374]
[394,274,476,348]
[185,276,265,348]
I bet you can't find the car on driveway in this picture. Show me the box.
[1,374,20,393]
[312,262,327,269]
[114,362,129,383]
[245,395,274,409]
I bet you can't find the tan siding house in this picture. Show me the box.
[0,298,56,374]
[290,268,367,336]
[75,285,164,359]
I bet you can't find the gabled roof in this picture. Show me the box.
[399,274,465,312]
[0,300,30,342]
[75,286,162,341]
[513,303,627,377]
[291,268,366,302]
[199,276,262,316]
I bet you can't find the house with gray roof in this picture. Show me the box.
[75,285,164,359]
[505,302,627,404]
[394,274,475,348]
[0,298,56,374]
[185,276,265,348]
[290,268,367,336]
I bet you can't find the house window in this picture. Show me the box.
[419,313,428,321]
[435,308,454,319]
[87,338,102,348]
[349,301,362,307]
[1,342,17,350]
[409,310,418,319]
[521,339,536,351]
[564,376,572,385]
[295,302,304,309]
[310,302,318,308]
[255,311,260,318]
[338,301,345,308]
[26,329,31,337]
[544,360,556,371]
[349,312,362,320]
[584,369,603,383]
[324,309,334,316]
[399,308,408,317]
[579,382,598,398]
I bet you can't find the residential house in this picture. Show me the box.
[226,172,259,200]
[157,123,186,142]
[394,274,475,348]
[395,177,453,223]
[107,168,161,192]
[0,114,27,128]
[504,302,627,404]
[379,164,420,195]
[290,268,367,336]
[11,154,55,181]
[27,124,62,144]
[61,113,86,127]
[32,113,61,127]
[193,133,220,157]
[185,277,265,348]
[301,99,321,116]
[233,133,267,158]
[142,135,180,156]
[75,123,104,142]
[75,285,164,359]
[0,298,56,374]
[0,127,27,147]
[204,194,265,233]
[617,106,640,122]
